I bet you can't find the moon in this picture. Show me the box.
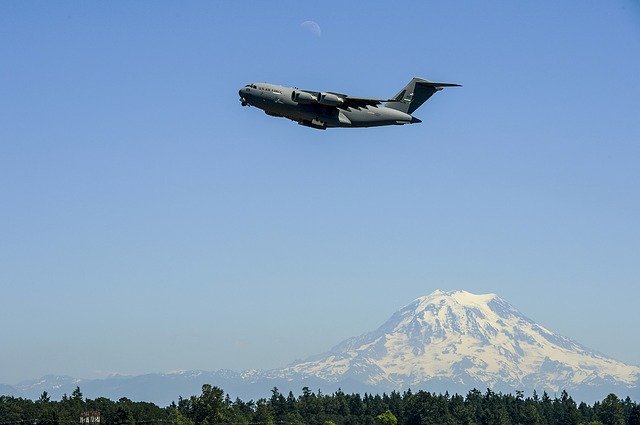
[300,20,321,37]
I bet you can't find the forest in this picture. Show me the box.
[1,384,639,425]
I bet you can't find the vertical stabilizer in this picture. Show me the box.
[386,77,460,115]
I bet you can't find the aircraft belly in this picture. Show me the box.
[280,105,342,127]
[258,102,410,128]
[262,103,304,121]
[258,101,411,128]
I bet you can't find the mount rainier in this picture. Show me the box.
[4,290,638,405]
[274,290,639,401]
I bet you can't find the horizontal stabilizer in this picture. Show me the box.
[416,80,462,88]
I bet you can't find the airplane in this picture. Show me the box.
[238,77,460,130]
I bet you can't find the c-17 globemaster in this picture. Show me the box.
[238,77,460,130]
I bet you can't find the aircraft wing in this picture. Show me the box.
[326,92,396,108]
[331,81,462,109]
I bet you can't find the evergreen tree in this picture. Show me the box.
[579,401,594,423]
[540,390,554,424]
[191,384,227,424]
[253,399,274,425]
[555,389,579,425]
[522,400,544,425]
[37,391,50,404]
[72,387,83,401]
[628,404,640,425]
[598,394,625,425]
[270,386,287,423]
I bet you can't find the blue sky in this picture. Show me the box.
[1,1,639,384]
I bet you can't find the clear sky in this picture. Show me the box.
[1,1,639,385]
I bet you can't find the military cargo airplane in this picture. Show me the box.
[238,77,460,130]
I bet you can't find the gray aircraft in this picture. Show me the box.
[238,77,460,130]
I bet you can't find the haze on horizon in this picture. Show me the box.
[1,1,639,385]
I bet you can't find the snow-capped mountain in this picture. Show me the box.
[274,290,640,399]
[4,290,639,405]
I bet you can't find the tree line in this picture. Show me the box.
[1,384,639,425]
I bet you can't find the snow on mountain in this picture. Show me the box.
[276,289,640,395]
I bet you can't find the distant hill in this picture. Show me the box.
[0,384,18,397]
[4,290,639,406]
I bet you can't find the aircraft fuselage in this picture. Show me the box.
[239,83,417,129]
[238,78,460,130]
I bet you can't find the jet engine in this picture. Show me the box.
[291,90,317,104]
[317,93,344,106]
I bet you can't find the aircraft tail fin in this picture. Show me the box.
[385,77,461,115]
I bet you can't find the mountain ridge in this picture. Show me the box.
[3,289,638,405]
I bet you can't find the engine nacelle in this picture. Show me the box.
[318,92,344,106]
[291,90,317,104]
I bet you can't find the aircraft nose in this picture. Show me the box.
[239,88,249,106]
